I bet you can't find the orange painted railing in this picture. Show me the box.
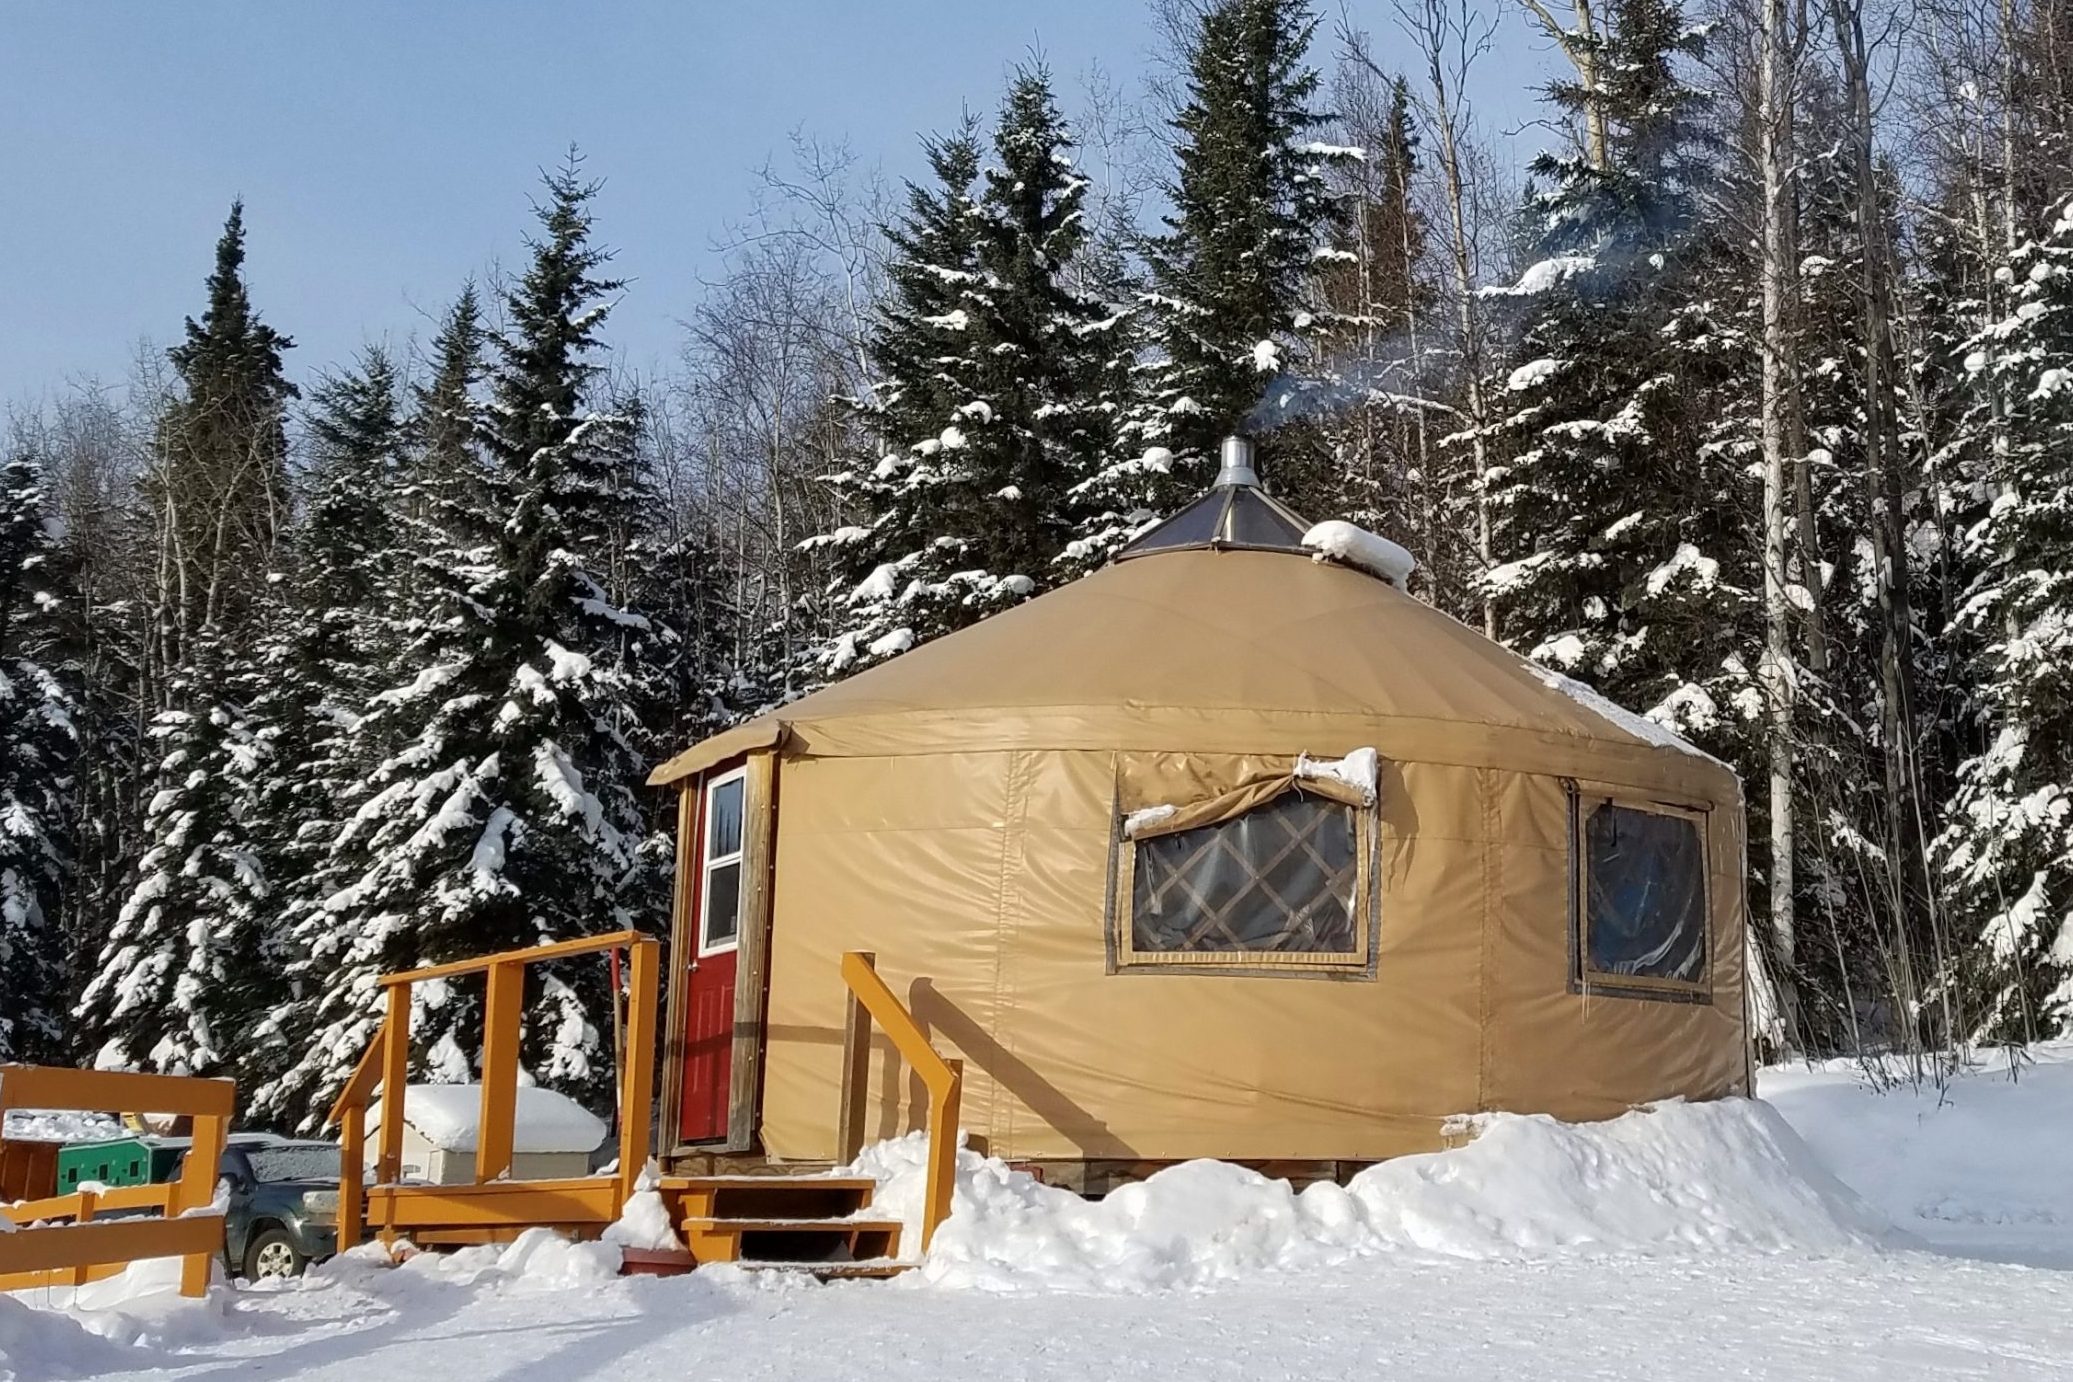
[836,951,963,1251]
[326,931,660,1248]
[0,1066,232,1297]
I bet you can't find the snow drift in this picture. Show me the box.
[854,1098,1892,1292]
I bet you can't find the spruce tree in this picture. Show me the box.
[814,72,1136,675]
[811,121,993,676]
[1130,0,1357,500]
[0,450,76,1061]
[76,640,269,1075]
[1937,195,2073,1041]
[252,304,489,1125]
[243,351,407,1104]
[262,160,669,1121]
[150,201,297,666]
[1482,0,1747,746]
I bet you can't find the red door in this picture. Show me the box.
[680,767,747,1143]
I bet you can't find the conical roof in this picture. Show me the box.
[651,545,1731,797]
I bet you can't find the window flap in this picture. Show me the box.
[1122,767,1371,844]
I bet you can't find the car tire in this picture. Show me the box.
[243,1226,308,1282]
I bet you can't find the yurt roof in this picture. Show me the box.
[651,524,1734,798]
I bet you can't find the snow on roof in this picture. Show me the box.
[1301,520,1417,591]
[1526,666,1725,766]
[384,1084,607,1155]
[2,1108,122,1144]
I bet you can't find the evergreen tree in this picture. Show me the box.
[1130,0,1357,499]
[810,121,994,675]
[1937,194,2073,1041]
[243,351,407,1104]
[252,303,489,1125]
[0,451,76,1061]
[262,159,669,1121]
[76,641,269,1075]
[1482,0,1748,746]
[150,201,297,668]
[814,76,1129,675]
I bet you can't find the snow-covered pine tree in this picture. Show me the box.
[1936,194,2073,1042]
[263,159,668,1121]
[78,204,295,1078]
[251,299,491,1125]
[76,637,269,1076]
[243,350,407,1105]
[0,449,77,1062]
[1482,0,1751,750]
[148,201,297,671]
[1126,0,1358,520]
[814,75,1131,675]
[809,122,990,676]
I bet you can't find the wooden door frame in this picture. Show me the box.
[659,751,778,1158]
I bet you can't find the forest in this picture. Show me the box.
[4,0,2071,1124]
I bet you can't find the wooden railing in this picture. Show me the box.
[0,1066,232,1297]
[836,951,963,1251]
[326,930,660,1249]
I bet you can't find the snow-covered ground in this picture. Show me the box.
[8,1046,2073,1381]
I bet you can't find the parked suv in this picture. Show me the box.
[184,1138,342,1281]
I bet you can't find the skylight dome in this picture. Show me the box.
[1115,435,1313,561]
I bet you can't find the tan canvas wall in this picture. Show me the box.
[755,743,1747,1165]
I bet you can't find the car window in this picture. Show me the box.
[246,1145,339,1183]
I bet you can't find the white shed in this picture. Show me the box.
[367,1085,608,1185]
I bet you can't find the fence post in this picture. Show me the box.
[616,939,659,1209]
[377,985,410,1190]
[476,961,524,1183]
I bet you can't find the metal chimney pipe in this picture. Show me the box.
[1215,434,1260,488]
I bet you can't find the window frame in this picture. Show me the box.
[1568,788,1713,1004]
[1108,780,1380,979]
[697,765,748,958]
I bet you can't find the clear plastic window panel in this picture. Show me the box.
[1224,491,1307,547]
[708,777,744,857]
[1583,804,1706,981]
[703,860,742,948]
[1131,794,1358,955]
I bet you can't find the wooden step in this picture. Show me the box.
[662,1175,879,1225]
[679,1215,902,1266]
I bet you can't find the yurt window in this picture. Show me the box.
[1118,789,1369,972]
[700,768,746,951]
[1573,798,1709,997]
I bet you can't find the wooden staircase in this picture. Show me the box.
[620,1175,909,1280]
[327,939,951,1287]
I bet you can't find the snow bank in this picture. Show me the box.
[603,1166,686,1253]
[316,1227,624,1300]
[1301,520,1416,591]
[0,1293,138,1381]
[852,1099,1889,1292]
[0,1256,237,1377]
[383,1084,606,1154]
[1763,1040,2073,1266]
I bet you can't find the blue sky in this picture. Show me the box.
[0,2,1559,399]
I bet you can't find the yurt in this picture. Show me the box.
[648,437,1749,1184]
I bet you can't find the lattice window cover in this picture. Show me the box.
[1129,793,1359,958]
[1575,799,1709,994]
